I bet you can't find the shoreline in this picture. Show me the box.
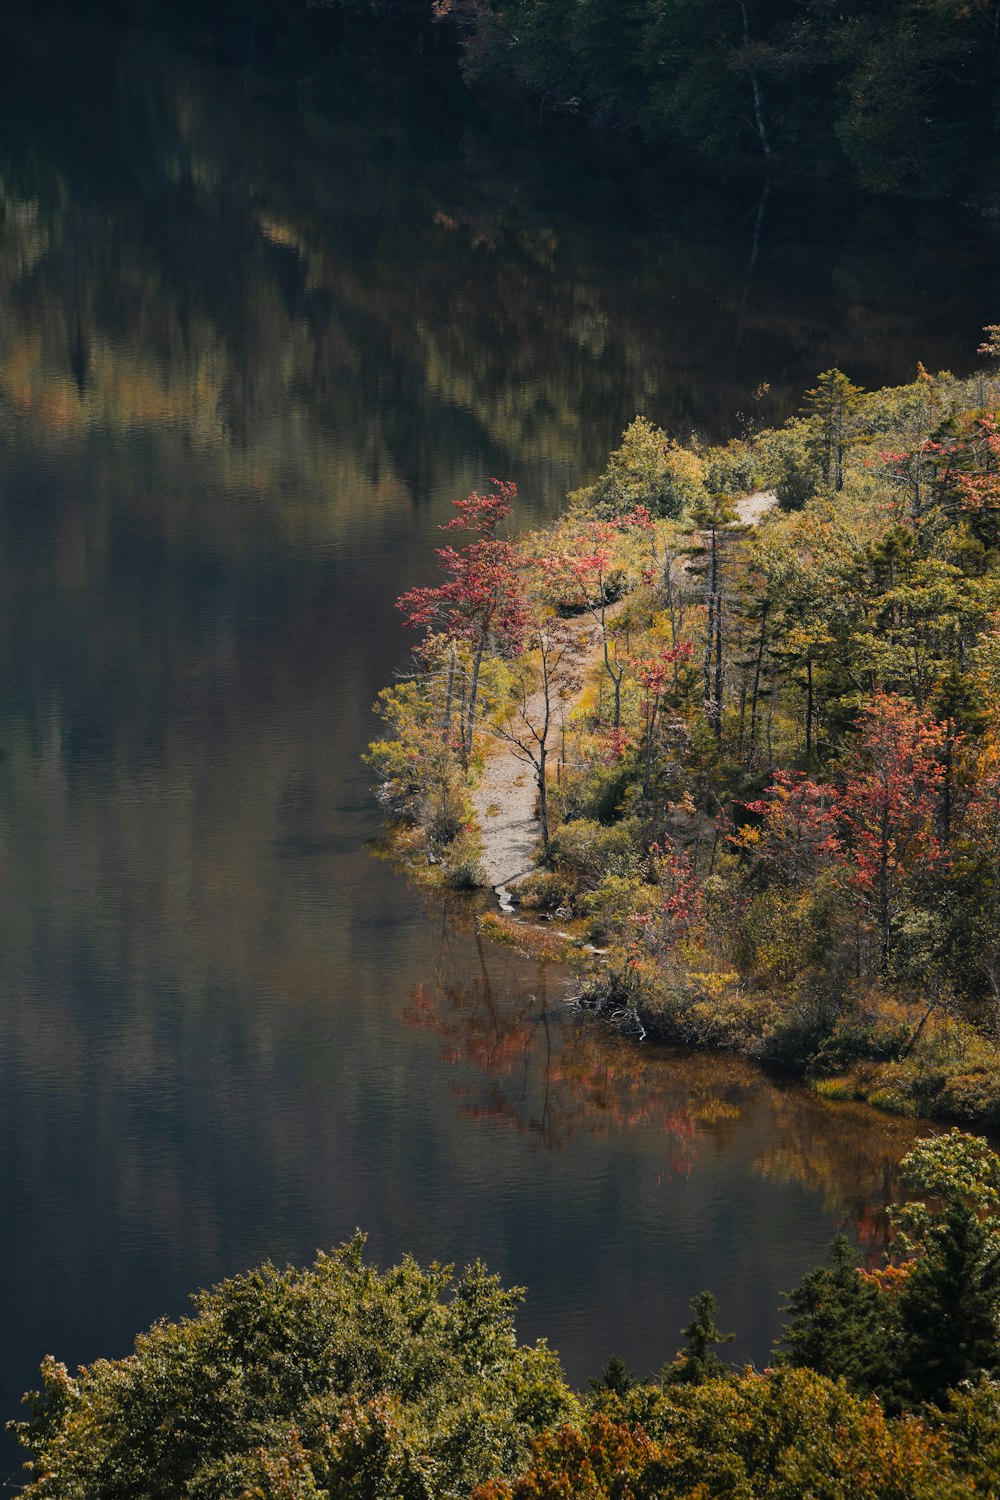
[369,371,1000,1134]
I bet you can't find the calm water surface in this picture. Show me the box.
[1,12,997,1480]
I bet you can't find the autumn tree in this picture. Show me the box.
[836,693,946,974]
[398,480,526,764]
[741,771,839,890]
[478,1368,969,1500]
[633,643,692,796]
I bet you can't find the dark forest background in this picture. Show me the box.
[22,0,1000,204]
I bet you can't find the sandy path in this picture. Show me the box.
[472,614,603,895]
[472,492,777,898]
[736,489,777,526]
[472,725,541,893]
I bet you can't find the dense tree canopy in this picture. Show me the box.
[12,1237,574,1499]
[444,0,1000,198]
[16,1145,1000,1497]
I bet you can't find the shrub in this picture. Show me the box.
[811,998,918,1072]
[703,437,758,496]
[933,1071,1000,1124]
[516,868,576,913]
[575,417,707,520]
[755,418,823,509]
[548,817,645,888]
[443,852,487,889]
[580,873,656,945]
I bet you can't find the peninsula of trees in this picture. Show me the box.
[370,340,1000,1125]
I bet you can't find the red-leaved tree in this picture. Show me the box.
[634,643,693,796]
[397,480,526,763]
[837,693,946,973]
[750,771,840,889]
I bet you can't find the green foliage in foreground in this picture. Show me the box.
[14,1133,1000,1498]
[12,1236,574,1500]
[481,1372,984,1499]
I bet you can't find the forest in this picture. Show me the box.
[369,339,1000,1125]
[31,0,1000,201]
[12,1130,1000,1496]
[436,0,1000,199]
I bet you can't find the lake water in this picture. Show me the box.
[1,10,997,1481]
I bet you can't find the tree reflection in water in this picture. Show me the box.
[403,901,924,1252]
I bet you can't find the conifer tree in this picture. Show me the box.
[899,1199,1000,1405]
[803,369,864,494]
[781,1235,901,1405]
[662,1291,734,1385]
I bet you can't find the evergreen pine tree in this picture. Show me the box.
[589,1353,640,1396]
[781,1235,901,1404]
[662,1291,734,1385]
[899,1199,1000,1405]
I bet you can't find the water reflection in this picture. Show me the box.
[2,16,999,531]
[402,905,921,1247]
[0,8,986,1483]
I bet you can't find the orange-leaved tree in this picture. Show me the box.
[837,693,946,974]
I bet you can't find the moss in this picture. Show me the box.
[813,1078,860,1101]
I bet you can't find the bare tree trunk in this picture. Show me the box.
[740,0,772,164]
[598,598,624,729]
[463,634,487,765]
[703,526,721,737]
[805,654,814,763]
[536,639,554,855]
[442,642,456,739]
[748,601,769,764]
[487,629,568,862]
[714,584,724,743]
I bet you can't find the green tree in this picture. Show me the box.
[899,1199,1000,1404]
[12,1237,575,1500]
[781,1235,901,1405]
[662,1291,734,1385]
[588,1354,640,1396]
[577,417,707,521]
[803,369,864,494]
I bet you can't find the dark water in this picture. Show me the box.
[1,12,997,1482]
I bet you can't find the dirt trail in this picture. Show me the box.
[472,612,605,896]
[472,492,777,899]
[736,490,777,526]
